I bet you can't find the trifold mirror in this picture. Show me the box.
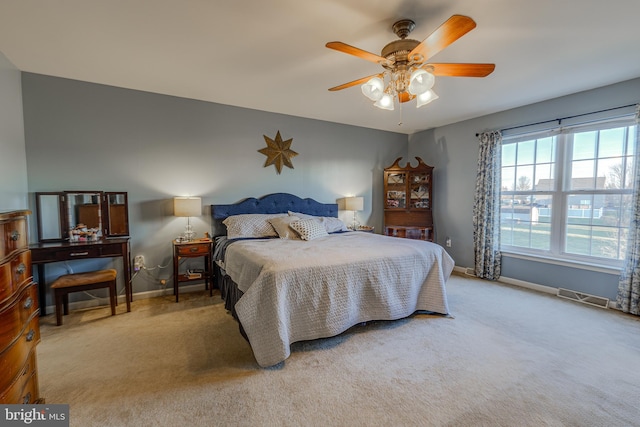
[35,191,129,242]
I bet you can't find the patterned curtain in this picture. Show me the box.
[617,106,640,315]
[473,131,503,280]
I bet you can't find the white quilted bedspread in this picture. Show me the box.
[223,232,454,367]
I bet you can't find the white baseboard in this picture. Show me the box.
[452,265,618,309]
[42,283,209,316]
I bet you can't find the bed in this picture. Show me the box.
[211,193,454,367]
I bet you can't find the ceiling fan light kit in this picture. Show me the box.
[326,15,495,112]
[361,76,384,101]
[408,69,435,96]
[374,93,395,110]
[416,89,439,108]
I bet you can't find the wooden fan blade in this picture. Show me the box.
[326,41,388,64]
[409,15,476,62]
[398,92,414,103]
[427,63,495,77]
[328,74,382,91]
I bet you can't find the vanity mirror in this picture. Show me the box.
[35,191,129,242]
[105,192,129,236]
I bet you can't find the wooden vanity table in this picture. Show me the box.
[30,238,131,315]
[31,191,131,315]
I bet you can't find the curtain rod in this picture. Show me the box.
[475,103,638,137]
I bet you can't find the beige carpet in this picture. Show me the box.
[37,274,640,427]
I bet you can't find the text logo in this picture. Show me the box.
[1,405,69,426]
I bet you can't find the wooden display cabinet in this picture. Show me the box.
[384,157,434,241]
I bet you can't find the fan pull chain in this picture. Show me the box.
[398,98,403,127]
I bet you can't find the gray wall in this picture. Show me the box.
[410,77,640,300]
[0,52,28,211]
[21,73,407,303]
[19,71,639,304]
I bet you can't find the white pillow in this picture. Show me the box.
[319,217,348,233]
[290,219,329,241]
[268,216,302,240]
[288,211,347,233]
[223,213,286,239]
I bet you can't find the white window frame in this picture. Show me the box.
[500,117,637,270]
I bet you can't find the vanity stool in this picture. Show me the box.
[50,269,118,326]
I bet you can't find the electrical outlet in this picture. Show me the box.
[445,237,452,247]
[134,255,144,271]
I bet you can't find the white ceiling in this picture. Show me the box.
[1,0,639,135]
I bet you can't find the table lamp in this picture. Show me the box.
[344,196,364,230]
[174,196,201,241]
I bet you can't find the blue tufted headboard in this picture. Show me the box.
[211,193,339,237]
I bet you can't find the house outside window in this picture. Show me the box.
[500,120,637,268]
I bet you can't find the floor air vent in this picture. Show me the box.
[557,288,609,309]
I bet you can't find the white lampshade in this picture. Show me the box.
[345,196,364,211]
[408,69,435,96]
[174,197,201,217]
[374,93,395,110]
[416,89,439,108]
[361,77,384,101]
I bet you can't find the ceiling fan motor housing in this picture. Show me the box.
[381,39,421,66]
[382,19,423,68]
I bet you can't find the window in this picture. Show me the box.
[500,121,637,267]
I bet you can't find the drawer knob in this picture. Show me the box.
[11,230,20,241]
[16,263,26,275]
[23,392,31,404]
[24,296,33,310]
[26,329,35,342]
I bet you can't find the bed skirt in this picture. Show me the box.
[215,263,248,340]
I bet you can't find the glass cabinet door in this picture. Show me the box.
[409,172,430,209]
[386,172,407,208]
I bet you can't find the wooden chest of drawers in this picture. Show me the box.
[0,210,41,404]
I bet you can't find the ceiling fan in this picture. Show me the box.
[326,15,495,110]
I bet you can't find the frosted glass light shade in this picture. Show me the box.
[174,197,201,217]
[361,77,384,101]
[408,69,435,96]
[344,196,364,211]
[374,93,395,110]
[416,89,439,108]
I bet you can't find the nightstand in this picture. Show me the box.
[172,239,214,302]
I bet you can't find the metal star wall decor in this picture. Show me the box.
[258,131,298,174]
